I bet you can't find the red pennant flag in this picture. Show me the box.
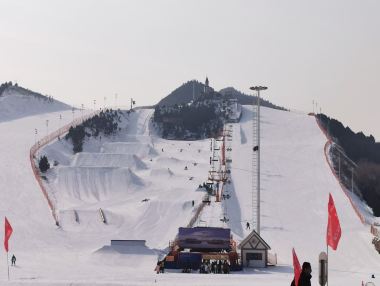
[4,217,13,252]
[327,193,342,250]
[292,248,301,286]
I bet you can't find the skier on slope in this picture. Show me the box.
[246,222,250,230]
[11,254,16,266]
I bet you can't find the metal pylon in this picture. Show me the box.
[252,103,259,233]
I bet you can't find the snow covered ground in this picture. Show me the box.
[0,102,379,285]
[0,86,70,122]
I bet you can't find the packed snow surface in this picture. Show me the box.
[0,86,70,122]
[0,104,379,285]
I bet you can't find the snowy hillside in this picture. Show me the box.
[0,105,379,285]
[38,109,211,251]
[0,85,70,122]
[228,107,380,284]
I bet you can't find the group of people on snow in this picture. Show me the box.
[199,260,230,274]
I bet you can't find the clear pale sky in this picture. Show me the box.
[1,0,379,139]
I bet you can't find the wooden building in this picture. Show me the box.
[238,230,271,268]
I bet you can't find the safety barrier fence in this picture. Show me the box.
[314,115,367,225]
[29,111,99,225]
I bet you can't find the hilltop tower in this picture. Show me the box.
[204,76,210,94]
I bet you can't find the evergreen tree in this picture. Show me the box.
[38,155,50,173]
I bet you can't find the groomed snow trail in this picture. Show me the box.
[229,106,380,285]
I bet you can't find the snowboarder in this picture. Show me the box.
[11,255,16,266]
[246,222,250,230]
[192,200,195,207]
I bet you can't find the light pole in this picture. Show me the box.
[46,119,49,136]
[250,85,268,235]
[59,114,62,129]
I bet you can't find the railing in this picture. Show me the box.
[29,111,99,225]
[99,208,107,224]
[315,116,366,225]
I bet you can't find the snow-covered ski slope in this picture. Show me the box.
[0,87,70,122]
[41,109,210,252]
[0,105,379,285]
[228,106,380,284]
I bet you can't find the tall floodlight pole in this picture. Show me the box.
[192,81,195,103]
[250,85,268,235]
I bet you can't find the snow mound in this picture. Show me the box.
[54,167,145,204]
[71,153,148,170]
[100,142,158,157]
[0,85,70,122]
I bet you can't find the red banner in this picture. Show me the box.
[4,217,13,252]
[292,248,301,286]
[327,193,342,250]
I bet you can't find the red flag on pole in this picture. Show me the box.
[327,193,342,250]
[292,248,301,286]
[4,217,13,252]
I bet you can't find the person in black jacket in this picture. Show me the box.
[290,262,312,286]
[298,262,312,286]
